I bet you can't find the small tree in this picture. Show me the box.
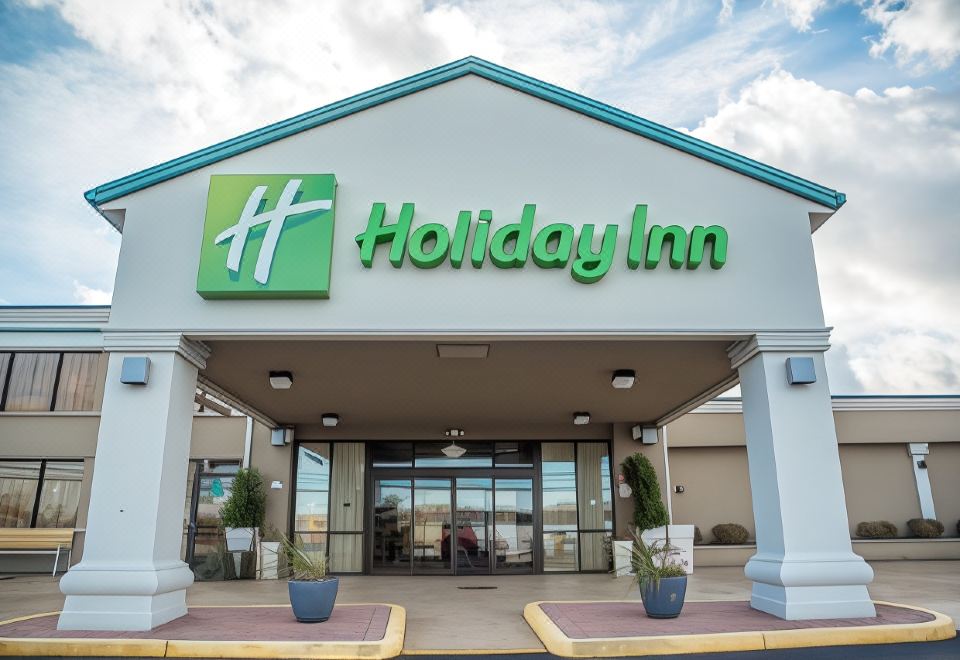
[220,468,267,529]
[621,453,669,532]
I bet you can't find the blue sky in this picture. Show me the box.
[0,0,958,394]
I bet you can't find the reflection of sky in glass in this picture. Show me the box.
[297,446,329,491]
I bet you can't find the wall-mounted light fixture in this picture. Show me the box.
[611,369,636,389]
[785,357,816,385]
[573,412,591,425]
[444,428,465,437]
[120,357,150,385]
[321,413,339,428]
[269,371,293,389]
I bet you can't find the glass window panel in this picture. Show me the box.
[494,442,534,467]
[196,463,239,528]
[579,531,612,571]
[456,478,492,574]
[0,354,10,403]
[295,444,330,533]
[330,443,365,532]
[329,533,363,572]
[372,479,411,573]
[577,442,613,531]
[0,461,41,528]
[54,353,102,411]
[4,353,58,411]
[541,442,577,531]
[414,442,493,468]
[494,478,534,572]
[35,461,83,528]
[295,531,328,564]
[371,442,412,468]
[543,530,578,572]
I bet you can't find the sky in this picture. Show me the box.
[0,0,958,394]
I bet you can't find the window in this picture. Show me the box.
[0,352,103,412]
[329,443,365,573]
[294,443,331,562]
[0,460,83,528]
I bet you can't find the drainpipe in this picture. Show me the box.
[660,425,673,522]
[243,416,254,468]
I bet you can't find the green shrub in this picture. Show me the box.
[219,468,267,529]
[693,526,703,546]
[855,521,898,539]
[907,518,944,538]
[711,523,749,544]
[621,453,669,532]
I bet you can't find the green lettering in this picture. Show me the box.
[408,223,450,269]
[471,211,491,268]
[645,225,686,269]
[626,204,647,270]
[531,223,574,269]
[490,204,535,268]
[449,211,472,269]
[355,203,413,268]
[572,224,618,284]
[687,225,728,269]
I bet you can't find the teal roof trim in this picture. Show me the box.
[84,56,846,211]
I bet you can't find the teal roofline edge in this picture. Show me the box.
[84,56,846,214]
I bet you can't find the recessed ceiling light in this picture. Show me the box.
[612,369,636,389]
[573,412,591,425]
[321,413,339,428]
[269,371,293,389]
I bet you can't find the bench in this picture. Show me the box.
[0,528,76,576]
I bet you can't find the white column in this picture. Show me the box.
[730,332,875,620]
[58,334,209,631]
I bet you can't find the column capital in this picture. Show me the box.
[728,329,832,371]
[101,332,210,370]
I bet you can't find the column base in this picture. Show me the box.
[57,561,194,631]
[57,591,188,631]
[751,583,876,620]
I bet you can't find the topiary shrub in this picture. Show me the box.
[220,468,267,529]
[855,520,898,539]
[693,526,703,546]
[711,523,749,544]
[907,518,944,538]
[621,453,670,532]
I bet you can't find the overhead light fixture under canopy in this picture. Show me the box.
[573,412,591,425]
[442,442,467,458]
[321,413,339,428]
[611,369,636,389]
[269,371,293,389]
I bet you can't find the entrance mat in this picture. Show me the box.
[523,600,955,657]
[0,603,405,659]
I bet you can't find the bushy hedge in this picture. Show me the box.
[219,468,267,529]
[907,518,944,538]
[855,520,898,539]
[711,523,749,544]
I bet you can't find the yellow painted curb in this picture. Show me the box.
[401,649,546,655]
[0,604,406,660]
[762,601,956,650]
[523,599,957,658]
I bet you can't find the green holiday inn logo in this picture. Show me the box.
[197,174,337,299]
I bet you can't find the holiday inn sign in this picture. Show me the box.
[196,175,728,299]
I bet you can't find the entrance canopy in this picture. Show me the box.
[200,338,736,430]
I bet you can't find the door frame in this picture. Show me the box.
[365,465,540,576]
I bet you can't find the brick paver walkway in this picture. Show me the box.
[0,605,390,642]
[539,601,934,639]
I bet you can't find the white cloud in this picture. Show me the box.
[772,0,827,32]
[691,70,960,393]
[72,280,112,305]
[718,0,736,23]
[863,0,960,72]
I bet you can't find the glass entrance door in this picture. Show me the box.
[455,478,492,574]
[494,478,535,573]
[412,479,452,574]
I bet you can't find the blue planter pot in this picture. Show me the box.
[288,577,339,623]
[639,575,687,619]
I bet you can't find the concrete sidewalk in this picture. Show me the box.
[1,560,957,651]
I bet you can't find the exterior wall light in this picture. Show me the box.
[321,413,339,427]
[785,357,816,385]
[573,412,591,425]
[269,371,293,389]
[119,357,150,385]
[611,369,636,389]
[444,428,465,437]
